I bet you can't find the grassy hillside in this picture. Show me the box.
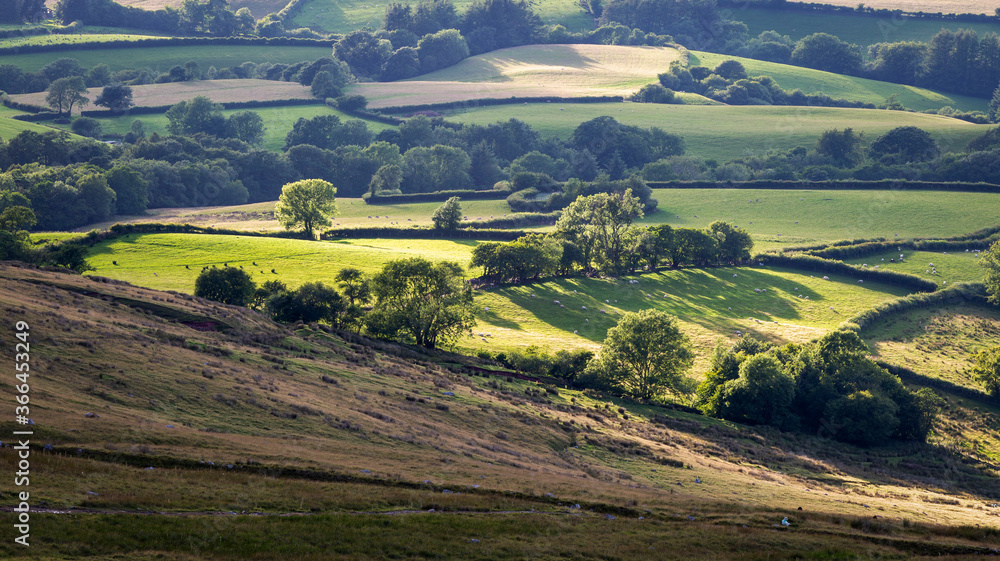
[0,105,65,139]
[81,232,913,370]
[351,44,686,108]
[863,303,1000,389]
[733,7,1000,47]
[0,44,332,73]
[1,263,998,559]
[843,249,986,284]
[290,0,594,34]
[691,51,988,113]
[441,103,991,161]
[10,79,315,113]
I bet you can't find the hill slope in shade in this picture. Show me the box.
[352,44,684,108]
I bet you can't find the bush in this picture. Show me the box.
[194,267,256,307]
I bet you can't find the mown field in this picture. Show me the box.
[732,6,1000,47]
[442,103,991,161]
[690,51,988,113]
[351,44,690,108]
[110,0,290,17]
[0,44,332,73]
[289,0,595,35]
[0,32,169,48]
[798,0,995,15]
[0,105,65,139]
[10,79,315,113]
[56,104,394,152]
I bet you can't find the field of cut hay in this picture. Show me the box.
[351,44,683,108]
[109,0,289,17]
[9,79,315,113]
[805,0,995,15]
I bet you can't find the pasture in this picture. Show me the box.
[0,44,332,73]
[289,0,595,35]
[797,0,995,15]
[82,232,912,370]
[690,51,988,113]
[0,32,169,48]
[10,79,315,113]
[863,304,1000,389]
[441,103,992,161]
[351,44,686,108]
[731,7,1000,47]
[59,104,394,152]
[0,105,65,139]
[843,249,986,283]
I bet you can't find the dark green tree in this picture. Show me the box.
[195,267,256,307]
[585,309,693,400]
[969,345,1000,397]
[431,196,463,230]
[94,83,135,114]
[45,76,89,115]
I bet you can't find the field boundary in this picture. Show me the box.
[841,281,989,331]
[377,95,626,115]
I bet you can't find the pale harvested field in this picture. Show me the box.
[352,44,682,108]
[11,79,314,113]
[816,0,994,14]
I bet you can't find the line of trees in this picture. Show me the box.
[473,189,753,281]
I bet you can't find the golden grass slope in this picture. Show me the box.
[9,79,314,113]
[815,0,994,15]
[352,44,683,108]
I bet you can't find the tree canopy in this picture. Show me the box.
[275,179,338,239]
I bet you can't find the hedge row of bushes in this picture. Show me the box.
[324,98,404,126]
[840,282,988,332]
[757,253,938,292]
[0,35,332,56]
[462,212,560,229]
[273,0,309,22]
[644,180,1000,192]
[805,237,999,260]
[321,227,527,241]
[363,189,510,204]
[376,96,625,115]
[105,222,308,242]
[719,0,1000,22]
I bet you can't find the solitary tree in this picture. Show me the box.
[555,188,642,275]
[586,309,693,400]
[45,76,89,115]
[431,196,462,230]
[365,257,475,348]
[94,83,134,114]
[195,267,256,307]
[275,179,338,239]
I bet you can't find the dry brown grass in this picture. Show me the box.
[9,79,313,114]
[107,0,289,17]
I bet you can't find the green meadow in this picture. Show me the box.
[82,232,911,369]
[441,103,991,161]
[843,249,986,284]
[0,44,332,73]
[690,51,988,113]
[732,7,1000,47]
[0,105,64,139]
[646,189,1000,251]
[0,32,169,48]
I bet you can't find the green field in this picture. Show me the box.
[56,104,394,152]
[732,7,1000,47]
[690,51,988,113]
[0,105,64,139]
[441,103,991,161]
[843,249,986,284]
[863,303,1000,389]
[646,189,1000,252]
[0,44,333,73]
[82,232,912,368]
[290,0,594,35]
[0,32,169,48]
